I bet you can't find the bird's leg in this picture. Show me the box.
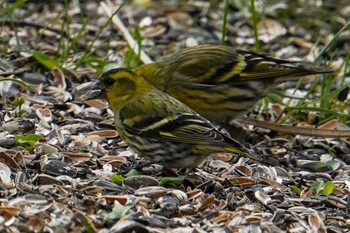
[162,167,180,177]
[218,117,232,131]
[218,117,248,142]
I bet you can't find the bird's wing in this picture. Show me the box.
[233,50,332,80]
[122,112,233,146]
[158,114,229,144]
[162,45,245,84]
[158,45,332,85]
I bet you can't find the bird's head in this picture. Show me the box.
[84,68,152,110]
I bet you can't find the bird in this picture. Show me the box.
[136,44,333,125]
[87,68,254,168]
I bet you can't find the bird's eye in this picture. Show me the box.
[102,77,116,87]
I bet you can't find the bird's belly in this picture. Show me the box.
[123,136,209,168]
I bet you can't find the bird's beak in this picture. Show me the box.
[77,80,106,100]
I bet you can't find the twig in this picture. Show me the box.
[239,116,350,138]
[0,77,35,92]
[0,20,90,50]
[0,67,30,77]
[100,1,153,64]
[0,20,63,34]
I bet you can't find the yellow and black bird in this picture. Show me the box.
[87,68,253,168]
[136,44,333,124]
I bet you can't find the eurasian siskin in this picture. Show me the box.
[89,68,252,168]
[136,44,333,124]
